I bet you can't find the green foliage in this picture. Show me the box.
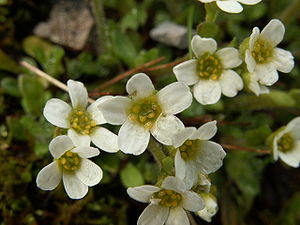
[1,77,20,97]
[0,49,21,74]
[120,163,144,187]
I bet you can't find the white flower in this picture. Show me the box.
[173,121,226,187]
[198,0,262,13]
[244,19,294,90]
[43,80,118,153]
[272,117,300,168]
[99,73,193,155]
[196,193,218,222]
[36,135,103,199]
[173,35,243,105]
[127,176,204,225]
[243,71,270,96]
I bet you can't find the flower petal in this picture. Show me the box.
[43,98,71,128]
[68,129,91,147]
[193,80,221,105]
[216,1,243,13]
[127,185,161,203]
[87,95,114,125]
[63,172,88,199]
[75,159,103,186]
[165,207,189,225]
[67,80,88,108]
[217,47,242,69]
[137,204,169,225]
[49,135,74,158]
[255,63,278,86]
[161,176,187,193]
[173,60,199,86]
[219,70,243,97]
[126,73,155,98]
[157,82,192,114]
[260,19,285,47]
[72,146,100,158]
[238,0,262,4]
[36,161,61,191]
[193,120,217,141]
[118,119,150,155]
[175,150,186,181]
[191,35,217,58]
[99,96,131,125]
[278,141,300,168]
[272,48,294,73]
[182,191,205,212]
[151,115,185,146]
[196,141,226,174]
[245,50,256,73]
[90,127,119,153]
[173,127,197,148]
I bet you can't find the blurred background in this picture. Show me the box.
[0,0,300,224]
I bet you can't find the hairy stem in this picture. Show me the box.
[147,137,167,168]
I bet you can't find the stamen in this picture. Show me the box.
[69,108,96,135]
[58,150,81,172]
[278,133,294,153]
[251,39,273,64]
[179,139,198,160]
[197,53,223,80]
[153,189,182,208]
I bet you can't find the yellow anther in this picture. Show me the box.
[185,140,193,146]
[210,74,218,80]
[73,118,78,123]
[139,115,147,123]
[181,152,188,159]
[132,105,141,113]
[85,125,91,130]
[77,111,84,115]
[71,166,77,170]
[66,151,73,157]
[60,158,66,165]
[147,112,156,118]
[84,117,89,122]
[180,145,187,151]
[129,114,138,121]
[144,122,153,129]
[91,121,96,127]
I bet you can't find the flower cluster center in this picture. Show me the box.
[129,95,162,130]
[58,151,81,171]
[179,139,198,161]
[197,53,223,80]
[153,189,182,208]
[69,109,96,135]
[278,133,294,153]
[252,39,273,64]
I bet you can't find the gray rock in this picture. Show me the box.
[34,0,94,51]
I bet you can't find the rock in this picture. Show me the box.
[34,0,94,51]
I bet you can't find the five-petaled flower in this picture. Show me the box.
[173,35,243,105]
[43,79,118,153]
[99,73,193,155]
[36,135,103,199]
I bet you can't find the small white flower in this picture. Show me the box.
[245,19,294,90]
[243,71,270,96]
[198,0,262,13]
[43,80,118,153]
[196,193,218,222]
[272,117,300,168]
[173,35,243,105]
[99,73,193,155]
[127,176,204,225]
[173,121,226,187]
[36,135,103,199]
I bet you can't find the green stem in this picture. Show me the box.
[279,0,300,25]
[147,137,166,168]
[187,5,195,59]
[204,3,219,23]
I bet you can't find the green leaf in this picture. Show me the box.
[134,48,159,67]
[120,7,147,32]
[0,49,21,74]
[1,77,21,97]
[120,163,144,187]
[276,192,300,225]
[245,125,272,147]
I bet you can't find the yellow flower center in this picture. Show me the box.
[179,139,198,161]
[251,39,273,64]
[128,95,162,130]
[58,151,81,172]
[69,108,96,135]
[153,189,182,208]
[197,53,223,81]
[277,133,294,153]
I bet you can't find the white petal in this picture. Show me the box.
[173,60,199,86]
[157,82,192,114]
[118,119,150,155]
[173,127,197,148]
[49,135,74,159]
[68,129,91,147]
[219,70,243,97]
[193,120,217,140]
[255,63,278,86]
[36,161,61,191]
[87,95,114,125]
[127,185,161,203]
[75,159,103,186]
[99,96,131,125]
[63,172,88,199]
[196,141,226,174]
[260,19,285,47]
[161,176,187,193]
[272,48,294,73]
[72,146,100,158]
[175,150,187,181]
[182,191,205,212]
[166,207,189,225]
[193,80,221,105]
[216,47,242,69]
[287,117,300,140]
[183,162,198,189]
[245,50,256,73]
[126,73,155,98]
[278,141,300,168]
[216,1,243,13]
[43,98,71,128]
[151,115,185,146]
[238,0,262,4]
[249,27,260,50]
[191,35,217,58]
[67,80,88,108]
[137,204,169,225]
[247,72,261,96]
[90,127,119,153]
